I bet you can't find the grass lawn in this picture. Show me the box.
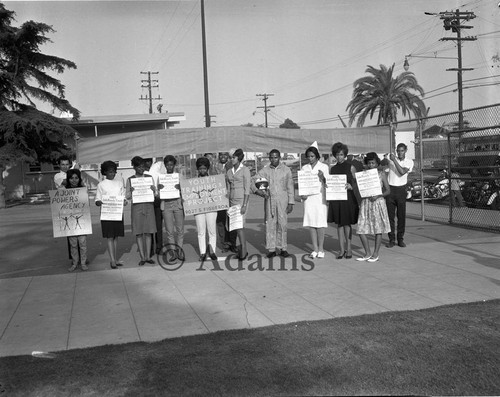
[1,299,499,396]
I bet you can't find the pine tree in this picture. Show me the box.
[0,3,80,208]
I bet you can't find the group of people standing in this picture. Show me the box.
[92,150,252,268]
[296,141,413,262]
[55,141,413,270]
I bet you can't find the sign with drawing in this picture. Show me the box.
[49,188,92,238]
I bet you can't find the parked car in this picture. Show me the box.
[282,154,300,168]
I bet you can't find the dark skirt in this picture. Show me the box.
[101,219,125,238]
[327,190,359,226]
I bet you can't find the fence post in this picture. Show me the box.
[416,119,424,221]
[447,131,453,224]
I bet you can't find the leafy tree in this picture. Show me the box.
[346,63,427,127]
[241,122,264,128]
[279,118,300,129]
[0,3,79,208]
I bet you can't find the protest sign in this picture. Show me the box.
[158,173,180,199]
[180,174,229,216]
[130,176,155,203]
[325,174,347,201]
[100,195,124,221]
[49,188,92,238]
[355,168,382,198]
[227,205,243,231]
[298,170,321,196]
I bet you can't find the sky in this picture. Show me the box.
[4,0,500,129]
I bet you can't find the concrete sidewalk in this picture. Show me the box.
[1,200,500,357]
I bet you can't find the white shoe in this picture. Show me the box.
[367,256,379,262]
[356,256,371,262]
[309,251,318,259]
[317,251,325,258]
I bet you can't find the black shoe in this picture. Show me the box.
[279,250,290,258]
[266,251,277,258]
[337,251,346,259]
[386,241,396,248]
[199,254,207,262]
[209,252,218,260]
[177,250,185,261]
[237,252,248,261]
[398,240,406,248]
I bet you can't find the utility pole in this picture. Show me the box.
[140,71,162,114]
[201,0,210,127]
[256,93,275,128]
[439,9,476,130]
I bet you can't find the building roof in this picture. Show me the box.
[63,112,185,127]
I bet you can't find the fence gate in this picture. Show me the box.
[396,103,500,233]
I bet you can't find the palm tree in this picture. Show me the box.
[346,63,427,127]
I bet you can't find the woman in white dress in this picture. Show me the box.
[300,145,329,258]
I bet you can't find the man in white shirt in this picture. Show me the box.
[53,156,76,188]
[385,143,413,248]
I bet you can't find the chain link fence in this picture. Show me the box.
[395,103,500,232]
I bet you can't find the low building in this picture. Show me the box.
[3,112,185,200]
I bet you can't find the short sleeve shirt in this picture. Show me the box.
[388,157,413,186]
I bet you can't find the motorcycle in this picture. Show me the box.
[463,180,499,209]
[406,171,449,201]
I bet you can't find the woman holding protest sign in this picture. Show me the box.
[95,160,127,269]
[65,169,88,272]
[194,157,218,261]
[356,152,391,263]
[157,155,185,261]
[327,142,359,259]
[126,156,157,267]
[300,142,329,259]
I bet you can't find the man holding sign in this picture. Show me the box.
[385,143,413,248]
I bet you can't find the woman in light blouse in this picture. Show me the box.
[226,148,251,260]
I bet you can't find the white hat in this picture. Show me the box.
[310,141,319,150]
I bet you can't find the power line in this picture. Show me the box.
[256,93,274,128]
[142,1,181,71]
[139,71,162,114]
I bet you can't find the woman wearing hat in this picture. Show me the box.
[226,148,251,260]
[300,143,329,259]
